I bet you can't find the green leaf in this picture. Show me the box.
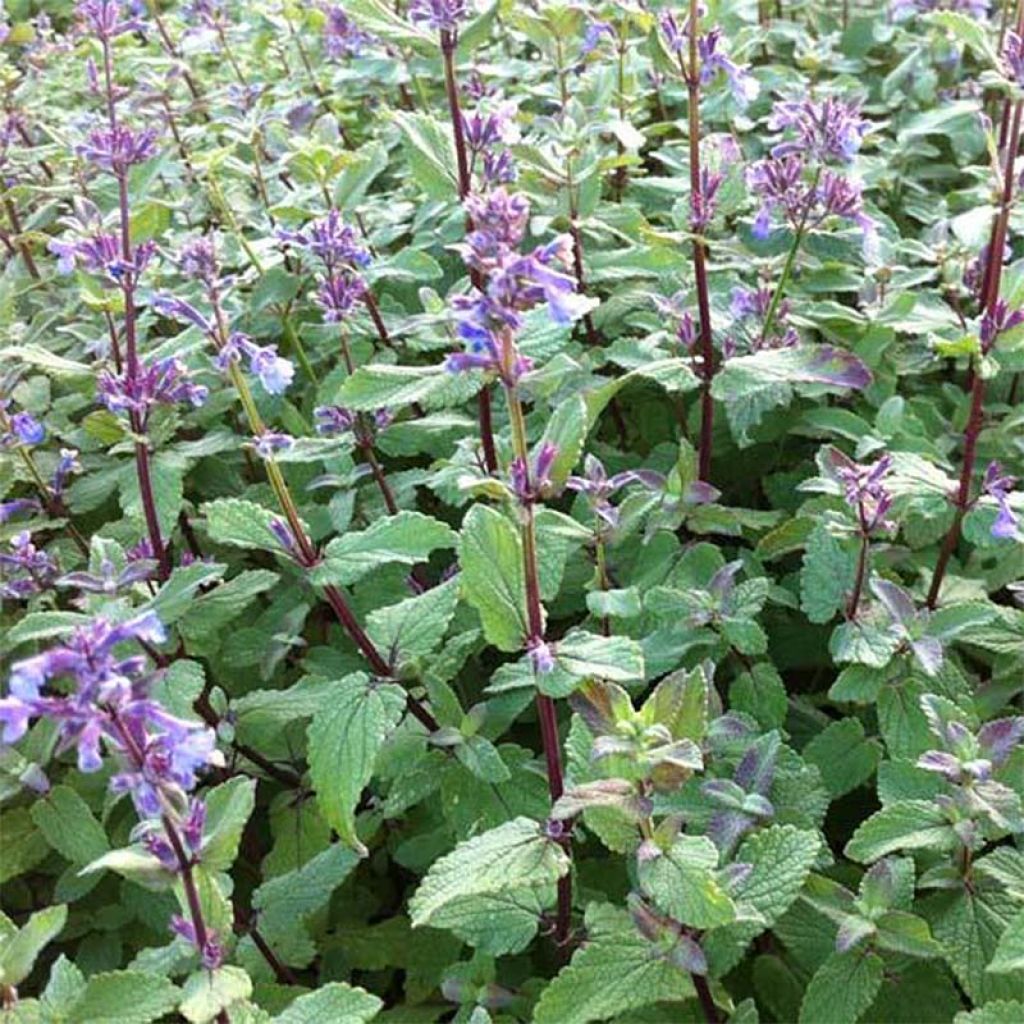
[409,817,569,929]
[553,629,645,687]
[179,966,252,1024]
[712,346,871,445]
[200,778,257,872]
[66,970,179,1024]
[344,0,435,52]
[423,886,553,956]
[202,498,285,553]
[638,834,737,929]
[458,504,528,653]
[803,719,881,798]
[0,905,67,987]
[532,903,694,1024]
[705,826,821,976]
[273,983,382,1024]
[310,512,455,585]
[800,524,857,624]
[988,910,1024,974]
[366,577,459,665]
[926,12,999,65]
[391,112,458,197]
[335,363,477,411]
[533,395,588,492]
[845,801,956,862]
[955,1003,1024,1024]
[30,786,108,865]
[308,674,407,855]
[799,950,883,1024]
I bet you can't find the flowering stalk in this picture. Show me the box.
[426,7,499,473]
[499,344,572,946]
[927,89,1024,607]
[90,5,168,577]
[677,1,717,482]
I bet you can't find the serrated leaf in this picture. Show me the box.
[201,498,284,553]
[0,905,67,987]
[273,982,382,1024]
[310,512,455,585]
[799,950,883,1024]
[308,674,407,855]
[179,966,252,1023]
[845,801,956,862]
[803,719,881,798]
[532,902,694,1024]
[988,910,1024,974]
[409,817,569,929]
[30,786,108,866]
[800,524,857,624]
[366,577,459,665]
[335,363,476,411]
[458,504,528,652]
[201,778,256,872]
[67,970,179,1024]
[638,835,737,929]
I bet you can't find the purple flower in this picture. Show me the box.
[698,29,758,106]
[316,273,366,323]
[0,532,59,600]
[526,637,556,674]
[1004,30,1024,88]
[269,517,301,561]
[447,189,591,383]
[178,235,219,286]
[169,915,223,969]
[691,168,724,232]
[322,4,373,58]
[830,450,895,534]
[10,411,45,446]
[247,344,294,396]
[567,454,667,528]
[0,498,41,524]
[983,462,1020,541]
[51,448,80,499]
[98,358,208,422]
[279,210,370,273]
[76,0,144,40]
[769,96,871,164]
[150,293,213,334]
[659,10,693,54]
[980,300,1024,354]
[580,20,615,59]
[76,123,159,174]
[251,432,294,459]
[407,0,469,33]
[314,405,357,436]
[510,442,559,503]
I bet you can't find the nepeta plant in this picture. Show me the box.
[1,3,1024,1024]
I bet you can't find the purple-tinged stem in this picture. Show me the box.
[927,98,1023,609]
[846,503,870,620]
[500,341,572,946]
[99,34,168,579]
[683,2,716,483]
[2,199,39,280]
[440,28,499,474]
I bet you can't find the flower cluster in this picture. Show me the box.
[98,358,208,424]
[983,462,1020,541]
[567,455,667,529]
[49,201,157,285]
[725,286,798,355]
[463,101,519,185]
[76,123,159,175]
[0,532,59,599]
[76,0,144,41]
[769,96,871,165]
[407,0,470,34]
[0,613,223,958]
[659,11,757,106]
[446,189,591,382]
[832,451,896,535]
[279,211,372,326]
[323,5,373,59]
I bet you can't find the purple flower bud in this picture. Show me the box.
[769,96,871,164]
[314,405,357,436]
[76,123,159,174]
[983,461,1020,540]
[278,210,370,272]
[252,432,294,460]
[527,637,556,674]
[323,5,373,59]
[10,411,45,445]
[407,0,469,33]
[76,0,145,40]
[150,294,213,334]
[0,498,41,523]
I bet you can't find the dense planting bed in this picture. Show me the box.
[1,2,1024,1022]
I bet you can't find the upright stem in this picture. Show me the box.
[927,97,1023,609]
[846,505,869,620]
[2,199,39,280]
[500,345,572,945]
[440,29,498,473]
[684,3,716,483]
[101,34,168,577]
